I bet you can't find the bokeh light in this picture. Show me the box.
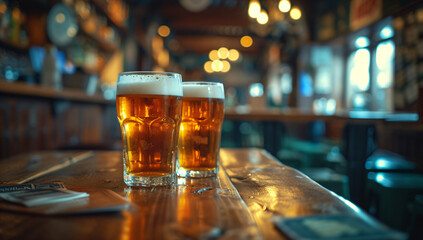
[218,47,229,59]
[278,0,291,13]
[257,10,269,24]
[204,61,213,73]
[158,25,170,37]
[290,7,301,20]
[211,60,223,72]
[228,49,239,61]
[221,60,230,72]
[248,0,260,18]
[240,36,253,48]
[209,50,219,60]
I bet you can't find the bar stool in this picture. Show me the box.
[365,150,423,231]
[365,149,417,173]
[408,195,423,239]
[366,172,423,231]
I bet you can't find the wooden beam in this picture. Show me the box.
[160,5,250,29]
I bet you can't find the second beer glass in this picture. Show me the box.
[177,82,225,177]
[116,72,183,186]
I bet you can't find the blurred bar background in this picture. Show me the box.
[0,0,423,237]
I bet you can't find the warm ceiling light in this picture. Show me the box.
[240,36,253,48]
[257,10,268,24]
[204,61,213,73]
[221,60,230,73]
[248,0,261,18]
[290,7,301,20]
[157,50,169,67]
[211,60,223,72]
[228,49,239,61]
[158,25,170,37]
[278,0,291,13]
[209,50,219,60]
[152,36,163,54]
[218,47,229,59]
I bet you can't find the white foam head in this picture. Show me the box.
[117,72,182,96]
[182,82,224,99]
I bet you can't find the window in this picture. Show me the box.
[345,18,395,111]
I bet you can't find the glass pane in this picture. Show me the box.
[280,73,292,94]
[355,36,370,48]
[375,40,395,88]
[348,48,370,91]
[315,66,332,94]
[249,83,263,97]
[379,25,394,39]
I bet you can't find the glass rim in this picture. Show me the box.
[118,71,181,77]
[182,81,223,86]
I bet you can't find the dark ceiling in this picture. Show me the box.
[130,0,314,56]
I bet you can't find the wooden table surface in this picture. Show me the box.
[0,148,375,240]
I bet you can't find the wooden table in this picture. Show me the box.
[224,108,420,208]
[0,148,379,240]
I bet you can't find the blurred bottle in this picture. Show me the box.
[9,3,20,44]
[0,0,10,40]
[41,45,62,90]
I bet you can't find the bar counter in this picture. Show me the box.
[0,149,387,240]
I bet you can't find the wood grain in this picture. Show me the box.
[0,150,261,240]
[220,148,369,240]
[0,149,375,240]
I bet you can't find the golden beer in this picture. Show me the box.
[177,82,224,177]
[116,72,182,186]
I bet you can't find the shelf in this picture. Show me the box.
[0,81,112,104]
[0,39,29,52]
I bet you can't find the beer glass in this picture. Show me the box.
[116,72,183,186]
[177,82,225,177]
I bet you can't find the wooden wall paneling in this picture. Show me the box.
[7,98,18,157]
[103,104,120,146]
[388,127,423,166]
[54,101,80,149]
[0,100,10,159]
[28,100,40,153]
[80,104,102,145]
[0,93,120,157]
[16,101,31,154]
[16,99,41,154]
[40,101,54,150]
[66,103,81,147]
[32,99,52,151]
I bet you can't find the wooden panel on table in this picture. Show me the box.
[0,151,88,184]
[220,148,363,240]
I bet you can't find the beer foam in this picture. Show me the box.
[117,73,183,96]
[182,83,225,99]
